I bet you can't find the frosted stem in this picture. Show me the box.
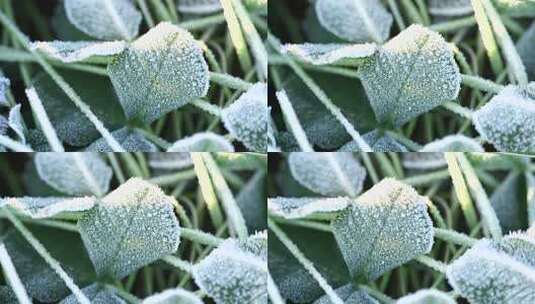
[25,88,64,152]
[276,90,314,152]
[0,243,32,304]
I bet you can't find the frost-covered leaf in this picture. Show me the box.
[491,173,530,233]
[315,0,393,43]
[213,152,267,171]
[52,2,94,41]
[0,70,10,107]
[420,135,485,152]
[494,0,535,17]
[402,153,446,170]
[0,286,17,304]
[0,115,8,135]
[332,178,434,281]
[167,132,234,152]
[177,0,222,14]
[222,83,267,152]
[473,84,535,153]
[1,196,96,219]
[85,127,157,152]
[339,130,408,152]
[268,197,350,219]
[32,70,126,146]
[467,152,530,171]
[237,171,267,232]
[193,233,267,304]
[60,284,125,304]
[64,0,141,40]
[314,284,378,304]
[517,22,535,80]
[303,6,345,44]
[148,153,192,170]
[446,231,535,303]
[281,43,376,66]
[142,288,203,304]
[288,152,366,197]
[35,152,112,197]
[108,22,209,124]
[396,289,455,304]
[358,25,461,127]
[8,104,25,143]
[429,0,473,16]
[27,129,52,152]
[30,40,126,63]
[78,178,181,279]
[281,73,376,149]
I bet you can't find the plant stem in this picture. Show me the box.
[0,243,32,304]
[445,153,479,230]
[461,74,504,93]
[25,87,64,152]
[401,169,450,186]
[0,135,33,152]
[147,169,197,186]
[267,272,285,304]
[191,153,225,228]
[191,99,223,117]
[136,0,155,27]
[434,228,478,247]
[441,101,473,120]
[414,255,448,274]
[220,0,253,73]
[161,255,193,273]
[276,90,314,152]
[430,16,476,33]
[178,14,226,30]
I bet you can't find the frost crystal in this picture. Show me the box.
[0,116,8,135]
[142,288,203,304]
[60,284,125,304]
[148,153,192,170]
[396,289,455,304]
[268,197,350,219]
[177,0,222,14]
[0,70,10,107]
[85,127,157,152]
[167,132,234,152]
[447,232,535,304]
[35,152,112,197]
[490,173,529,233]
[78,178,181,279]
[222,83,268,152]
[108,22,209,123]
[420,135,484,152]
[1,196,96,219]
[8,104,26,143]
[429,0,473,16]
[193,234,267,304]
[332,178,434,281]
[315,0,393,43]
[473,84,535,153]
[281,43,376,66]
[64,0,141,40]
[402,153,446,170]
[288,152,366,197]
[30,40,126,63]
[358,25,461,127]
[339,130,408,152]
[314,284,378,304]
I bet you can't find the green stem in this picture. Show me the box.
[161,255,193,273]
[276,90,314,152]
[191,153,225,228]
[461,74,504,93]
[210,71,254,91]
[25,87,64,152]
[267,272,285,304]
[434,228,478,247]
[147,169,197,186]
[220,0,252,73]
[445,153,479,230]
[0,135,33,152]
[414,255,448,274]
[0,243,32,304]
[441,101,473,120]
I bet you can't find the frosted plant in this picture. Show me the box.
[490,173,531,233]
[268,197,351,219]
[60,284,125,304]
[315,0,393,43]
[35,152,112,197]
[339,130,408,152]
[288,152,366,197]
[85,128,157,152]
[314,284,378,304]
[402,153,446,170]
[78,178,181,279]
[396,289,455,304]
[167,132,234,152]
[517,22,535,79]
[7,104,25,143]
[177,0,222,14]
[0,70,10,107]
[64,0,142,40]
[30,41,127,63]
[473,84,535,153]
[148,153,193,170]
[358,25,461,127]
[0,197,96,219]
[108,22,210,124]
[420,135,485,152]
[222,83,268,152]
[429,0,473,16]
[281,43,377,66]
[236,171,267,232]
[142,288,203,304]
[494,0,535,16]
[332,178,434,281]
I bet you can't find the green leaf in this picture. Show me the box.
[64,0,142,40]
[142,288,203,304]
[517,22,535,80]
[193,232,267,304]
[148,153,192,170]
[446,231,535,303]
[420,135,485,152]
[108,22,209,124]
[473,84,535,153]
[0,286,17,304]
[358,25,461,127]
[466,152,530,171]
[85,128,157,152]
[222,83,267,152]
[281,43,376,66]
[0,70,10,107]
[315,0,393,43]
[60,284,125,304]
[314,284,378,304]
[31,70,126,147]
[339,130,408,152]
[303,7,345,44]
[177,0,222,14]
[8,104,25,144]
[213,152,267,171]
[268,197,350,220]
[403,153,446,170]
[429,0,473,16]
[490,173,529,233]
[331,178,434,281]
[51,2,94,41]
[1,197,95,219]
[30,40,126,63]
[288,152,366,197]
[78,178,181,279]
[167,132,234,152]
[396,289,456,304]
[494,0,535,17]
[35,152,112,197]
[237,171,267,232]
